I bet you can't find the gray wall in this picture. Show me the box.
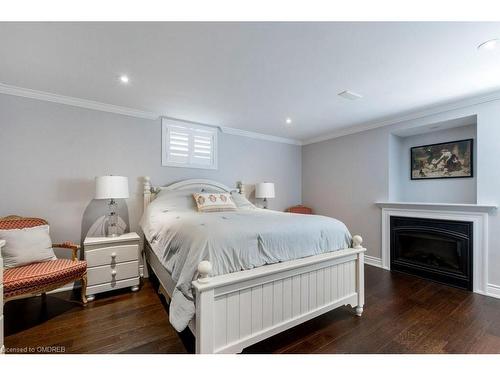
[394,124,477,203]
[0,94,302,256]
[302,127,389,262]
[303,101,500,287]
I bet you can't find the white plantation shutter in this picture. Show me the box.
[167,126,190,164]
[192,129,214,166]
[162,119,218,169]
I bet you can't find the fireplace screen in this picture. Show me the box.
[390,216,473,290]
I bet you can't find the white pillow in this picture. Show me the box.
[230,191,256,209]
[0,225,57,268]
[193,192,237,212]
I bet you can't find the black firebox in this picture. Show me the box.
[390,216,473,290]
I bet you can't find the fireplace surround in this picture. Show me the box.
[390,216,473,290]
[377,202,493,295]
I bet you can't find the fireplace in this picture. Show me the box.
[390,216,473,290]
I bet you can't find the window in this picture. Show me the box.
[162,118,218,169]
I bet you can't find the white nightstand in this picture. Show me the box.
[83,232,141,302]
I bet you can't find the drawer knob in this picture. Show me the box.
[111,270,117,277]
[111,252,117,258]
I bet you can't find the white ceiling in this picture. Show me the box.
[1,22,500,141]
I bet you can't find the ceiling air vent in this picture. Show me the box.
[338,90,363,100]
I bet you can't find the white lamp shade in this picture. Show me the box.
[255,182,275,199]
[95,176,129,199]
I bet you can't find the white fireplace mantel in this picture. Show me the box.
[378,204,490,296]
[375,201,497,213]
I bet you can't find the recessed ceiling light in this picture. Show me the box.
[285,118,292,125]
[338,90,363,100]
[119,75,130,84]
[478,39,499,51]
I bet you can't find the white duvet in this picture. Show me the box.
[140,191,352,332]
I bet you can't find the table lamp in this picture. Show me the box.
[95,175,129,237]
[255,182,275,209]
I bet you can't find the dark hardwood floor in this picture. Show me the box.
[4,265,500,354]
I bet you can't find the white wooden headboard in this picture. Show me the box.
[143,177,253,211]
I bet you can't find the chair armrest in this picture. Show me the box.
[52,242,80,261]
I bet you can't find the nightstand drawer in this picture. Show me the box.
[88,260,139,285]
[86,278,139,296]
[85,244,138,267]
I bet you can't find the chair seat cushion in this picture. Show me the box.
[3,259,87,299]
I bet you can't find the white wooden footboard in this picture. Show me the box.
[192,236,366,354]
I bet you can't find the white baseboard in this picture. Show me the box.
[487,283,500,299]
[364,255,384,269]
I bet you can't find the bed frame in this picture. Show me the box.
[142,177,365,354]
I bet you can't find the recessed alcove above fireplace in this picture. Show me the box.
[388,115,477,204]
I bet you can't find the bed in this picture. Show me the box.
[140,178,365,354]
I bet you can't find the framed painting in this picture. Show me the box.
[410,138,473,180]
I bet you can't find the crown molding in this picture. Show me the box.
[0,83,500,146]
[0,82,159,120]
[219,126,302,145]
[10,79,499,148]
[0,82,302,146]
[303,89,500,145]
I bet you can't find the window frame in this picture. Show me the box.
[161,118,218,170]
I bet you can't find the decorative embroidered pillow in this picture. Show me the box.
[0,224,57,268]
[193,193,237,212]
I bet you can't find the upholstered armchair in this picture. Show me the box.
[0,215,88,304]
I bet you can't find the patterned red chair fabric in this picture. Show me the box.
[3,259,87,300]
[0,215,88,304]
[286,205,313,215]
